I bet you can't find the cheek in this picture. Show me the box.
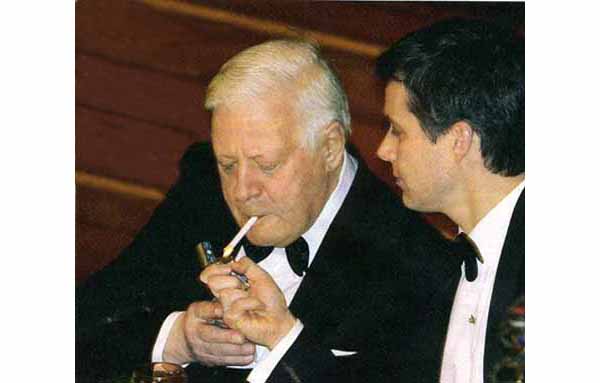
[219,180,236,205]
[272,168,321,217]
[220,184,242,219]
[393,141,409,163]
[397,146,435,189]
[267,177,305,214]
[420,152,451,194]
[391,145,408,173]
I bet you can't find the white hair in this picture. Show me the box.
[204,39,351,149]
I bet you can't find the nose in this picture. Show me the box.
[376,132,396,163]
[232,164,261,203]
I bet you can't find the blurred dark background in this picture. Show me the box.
[76,0,524,282]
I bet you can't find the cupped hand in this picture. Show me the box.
[163,300,256,366]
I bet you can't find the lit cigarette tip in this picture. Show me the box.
[223,216,258,259]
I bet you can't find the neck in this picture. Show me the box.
[446,172,524,233]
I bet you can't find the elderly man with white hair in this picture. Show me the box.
[77,39,461,383]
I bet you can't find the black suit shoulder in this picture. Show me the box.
[76,142,237,381]
[338,160,460,300]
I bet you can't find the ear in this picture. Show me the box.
[449,121,475,162]
[321,121,346,172]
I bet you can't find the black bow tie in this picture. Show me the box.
[453,233,484,282]
[242,236,310,277]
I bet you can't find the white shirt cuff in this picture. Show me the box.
[151,311,185,362]
[246,320,304,383]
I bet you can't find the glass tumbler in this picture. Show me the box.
[131,362,188,383]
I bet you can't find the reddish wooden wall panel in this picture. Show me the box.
[197,1,524,45]
[76,104,198,190]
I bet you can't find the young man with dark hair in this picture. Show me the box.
[375,18,524,382]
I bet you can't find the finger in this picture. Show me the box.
[206,275,246,297]
[231,257,273,283]
[197,352,256,367]
[229,297,266,316]
[202,340,256,357]
[199,263,233,284]
[218,288,250,311]
[193,321,248,345]
[224,297,266,329]
[189,300,223,320]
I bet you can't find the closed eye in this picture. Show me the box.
[218,162,235,174]
[388,123,402,138]
[258,162,279,174]
[383,117,402,138]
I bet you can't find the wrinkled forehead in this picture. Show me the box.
[210,99,302,154]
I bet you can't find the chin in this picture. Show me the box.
[402,194,422,212]
[246,232,272,246]
[246,216,298,247]
[246,224,281,246]
[401,193,412,207]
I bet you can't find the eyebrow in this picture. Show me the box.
[216,155,237,161]
[216,153,276,162]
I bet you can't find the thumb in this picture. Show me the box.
[231,256,270,282]
[233,257,278,287]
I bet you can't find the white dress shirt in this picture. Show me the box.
[440,181,525,383]
[151,151,358,382]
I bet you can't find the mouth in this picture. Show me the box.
[241,213,266,225]
[239,215,262,239]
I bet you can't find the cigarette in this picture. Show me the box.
[222,216,258,259]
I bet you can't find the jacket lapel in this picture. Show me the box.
[288,162,372,331]
[484,190,525,377]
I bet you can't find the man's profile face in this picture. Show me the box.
[376,81,455,213]
[211,97,332,247]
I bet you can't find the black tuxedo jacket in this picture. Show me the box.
[483,190,525,381]
[76,142,462,383]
